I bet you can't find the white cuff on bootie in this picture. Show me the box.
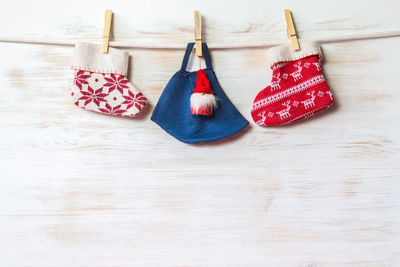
[266,41,322,67]
[71,42,129,76]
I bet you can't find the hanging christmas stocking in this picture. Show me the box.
[251,41,333,126]
[70,42,147,117]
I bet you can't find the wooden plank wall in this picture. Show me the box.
[0,0,399,266]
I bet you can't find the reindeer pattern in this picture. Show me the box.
[290,63,303,81]
[255,59,331,124]
[270,73,281,91]
[255,87,333,123]
[301,90,316,110]
[276,101,291,120]
[271,59,318,89]
[257,111,267,126]
[313,62,321,71]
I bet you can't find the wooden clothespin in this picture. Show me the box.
[193,10,202,57]
[102,9,113,54]
[284,9,300,51]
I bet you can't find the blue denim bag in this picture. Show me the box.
[151,43,249,144]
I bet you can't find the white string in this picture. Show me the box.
[0,29,399,48]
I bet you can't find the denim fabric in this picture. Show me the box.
[151,43,249,144]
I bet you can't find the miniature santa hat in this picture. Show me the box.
[190,69,217,115]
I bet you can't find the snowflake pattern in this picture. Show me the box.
[103,74,129,94]
[71,70,147,117]
[98,103,126,115]
[73,70,90,90]
[122,91,147,110]
[77,86,107,106]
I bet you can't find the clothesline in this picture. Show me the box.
[0,29,399,48]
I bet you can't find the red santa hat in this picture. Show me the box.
[190,69,217,115]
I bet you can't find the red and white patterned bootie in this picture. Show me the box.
[70,42,147,117]
[251,42,333,126]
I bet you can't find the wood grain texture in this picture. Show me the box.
[0,0,400,266]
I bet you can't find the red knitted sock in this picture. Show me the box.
[251,42,333,126]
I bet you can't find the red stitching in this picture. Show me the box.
[71,66,127,76]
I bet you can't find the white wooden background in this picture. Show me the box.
[1,0,400,266]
